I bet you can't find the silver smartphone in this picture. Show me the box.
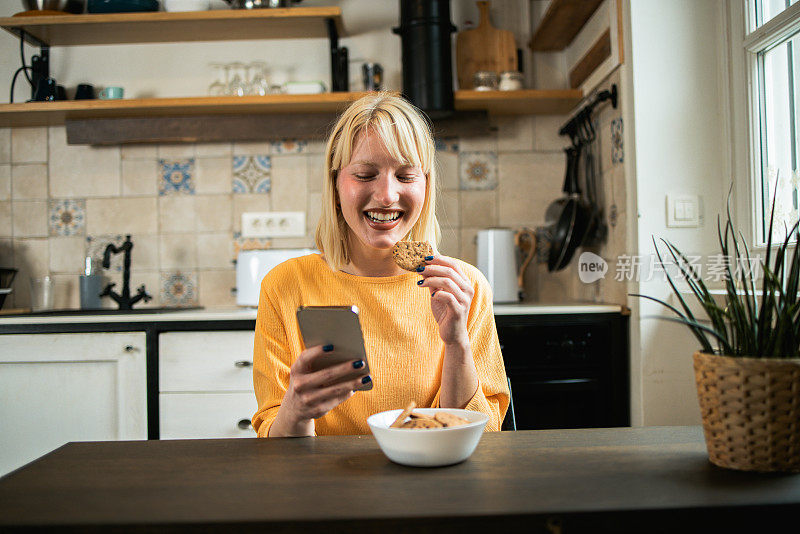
[296,305,373,391]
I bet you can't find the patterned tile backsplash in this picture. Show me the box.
[0,106,628,309]
[232,155,271,193]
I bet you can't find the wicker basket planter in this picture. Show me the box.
[693,351,800,472]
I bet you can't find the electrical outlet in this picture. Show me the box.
[241,211,306,238]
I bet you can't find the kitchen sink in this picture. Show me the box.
[4,307,204,317]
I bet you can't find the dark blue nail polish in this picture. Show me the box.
[417,280,424,285]
[362,375,372,384]
[415,266,425,272]
[323,344,334,352]
[353,360,364,369]
[424,255,434,261]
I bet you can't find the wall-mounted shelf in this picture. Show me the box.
[0,90,583,129]
[0,7,345,46]
[529,0,603,52]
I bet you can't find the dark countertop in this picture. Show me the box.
[0,426,797,533]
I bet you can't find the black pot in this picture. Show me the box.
[392,0,456,119]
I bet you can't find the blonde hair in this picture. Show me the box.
[315,92,440,271]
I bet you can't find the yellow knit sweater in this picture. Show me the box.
[251,253,509,436]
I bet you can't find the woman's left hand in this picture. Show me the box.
[416,255,474,346]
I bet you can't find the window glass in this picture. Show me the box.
[754,0,798,30]
[757,34,800,242]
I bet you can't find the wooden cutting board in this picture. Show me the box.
[456,1,518,90]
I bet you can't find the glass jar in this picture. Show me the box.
[499,71,524,91]
[473,71,498,91]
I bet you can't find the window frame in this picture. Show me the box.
[730,0,800,250]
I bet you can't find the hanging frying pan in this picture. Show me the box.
[544,146,579,228]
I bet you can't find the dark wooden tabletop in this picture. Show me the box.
[1,426,798,533]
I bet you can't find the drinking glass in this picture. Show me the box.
[30,276,54,312]
[208,63,228,96]
[249,61,270,96]
[228,62,248,97]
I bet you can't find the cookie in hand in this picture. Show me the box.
[391,241,434,271]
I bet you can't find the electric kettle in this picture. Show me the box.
[476,228,536,303]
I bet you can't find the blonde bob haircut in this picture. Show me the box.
[315,92,440,271]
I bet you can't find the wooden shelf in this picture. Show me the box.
[530,0,603,52]
[0,90,583,128]
[0,7,345,46]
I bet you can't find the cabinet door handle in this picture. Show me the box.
[124,345,139,352]
[237,419,252,430]
[234,360,253,368]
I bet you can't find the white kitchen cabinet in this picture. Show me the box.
[159,331,257,439]
[0,332,147,477]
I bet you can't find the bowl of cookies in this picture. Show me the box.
[367,401,489,467]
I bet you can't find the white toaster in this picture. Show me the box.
[235,248,317,307]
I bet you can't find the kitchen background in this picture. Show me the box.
[0,0,737,431]
[0,0,627,311]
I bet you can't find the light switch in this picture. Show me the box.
[666,194,701,227]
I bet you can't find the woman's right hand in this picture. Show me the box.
[269,344,370,436]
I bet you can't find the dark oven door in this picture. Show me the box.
[497,313,629,431]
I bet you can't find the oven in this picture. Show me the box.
[496,312,629,431]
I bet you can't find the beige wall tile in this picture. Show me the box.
[122,159,158,196]
[610,164,626,215]
[437,151,458,191]
[196,143,232,157]
[533,115,570,152]
[49,236,86,273]
[438,224,460,258]
[460,190,497,228]
[307,153,324,194]
[458,135,497,153]
[269,236,315,248]
[12,127,47,163]
[0,201,11,237]
[0,165,11,200]
[158,144,195,159]
[307,192,322,237]
[459,227,480,265]
[13,200,47,237]
[121,145,157,159]
[160,233,197,270]
[0,129,10,164]
[196,233,234,269]
[195,157,232,195]
[0,165,9,201]
[271,154,307,211]
[233,194,271,233]
[198,269,236,308]
[195,194,232,232]
[498,152,564,228]
[495,116,534,152]
[305,139,326,154]
[86,197,158,235]
[159,195,196,233]
[233,141,271,156]
[11,164,47,200]
[49,127,121,198]
[0,238,11,266]
[437,189,460,230]
[14,237,49,278]
[128,234,159,270]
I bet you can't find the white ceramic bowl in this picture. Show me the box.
[367,408,489,467]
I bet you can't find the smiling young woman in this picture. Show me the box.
[251,92,509,438]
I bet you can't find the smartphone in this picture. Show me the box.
[296,305,373,391]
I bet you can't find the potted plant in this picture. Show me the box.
[633,190,800,472]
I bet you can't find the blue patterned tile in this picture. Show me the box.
[434,137,459,153]
[160,271,197,307]
[232,155,271,194]
[159,159,195,195]
[86,234,125,272]
[459,151,497,190]
[49,199,85,236]
[611,118,624,165]
[270,139,307,154]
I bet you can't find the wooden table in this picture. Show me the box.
[1,427,798,533]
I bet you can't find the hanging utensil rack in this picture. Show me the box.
[558,83,618,140]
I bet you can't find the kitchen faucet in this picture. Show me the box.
[100,235,151,310]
